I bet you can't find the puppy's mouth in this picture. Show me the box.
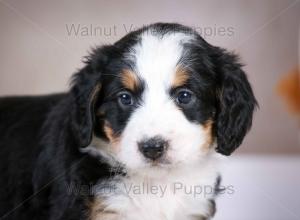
[149,158,171,167]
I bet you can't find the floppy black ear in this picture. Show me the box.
[70,46,112,147]
[215,49,257,156]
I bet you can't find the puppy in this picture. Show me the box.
[0,23,257,220]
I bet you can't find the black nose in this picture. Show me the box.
[138,137,168,160]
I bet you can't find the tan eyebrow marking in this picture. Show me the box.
[121,69,140,91]
[172,66,190,88]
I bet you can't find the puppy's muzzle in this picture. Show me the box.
[138,136,168,160]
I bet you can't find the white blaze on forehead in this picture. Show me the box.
[133,32,192,90]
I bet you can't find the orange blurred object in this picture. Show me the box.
[277,68,300,115]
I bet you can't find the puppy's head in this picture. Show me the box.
[70,23,257,172]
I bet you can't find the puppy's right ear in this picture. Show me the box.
[70,46,113,147]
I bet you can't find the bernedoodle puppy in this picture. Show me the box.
[0,23,257,220]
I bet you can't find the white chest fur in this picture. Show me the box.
[91,157,220,220]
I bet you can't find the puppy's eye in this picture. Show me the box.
[176,89,195,106]
[118,92,134,106]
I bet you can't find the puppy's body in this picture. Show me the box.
[0,94,67,219]
[0,23,257,220]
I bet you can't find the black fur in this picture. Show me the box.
[0,23,257,219]
[214,49,257,155]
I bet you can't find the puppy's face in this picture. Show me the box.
[72,23,257,173]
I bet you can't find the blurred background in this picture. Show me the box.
[0,0,299,219]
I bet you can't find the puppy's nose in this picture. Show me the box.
[138,137,168,160]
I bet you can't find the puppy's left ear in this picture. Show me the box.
[70,46,112,147]
[215,49,258,156]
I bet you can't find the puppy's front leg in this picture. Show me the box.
[89,199,121,220]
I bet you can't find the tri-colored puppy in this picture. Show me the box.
[0,23,257,220]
